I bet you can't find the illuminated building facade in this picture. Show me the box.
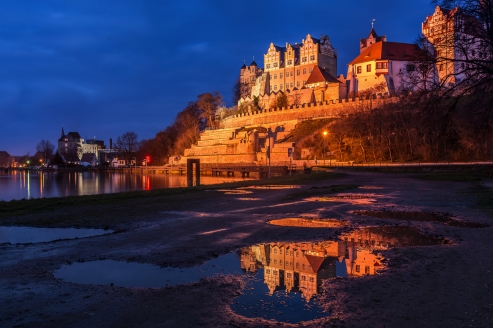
[422,5,485,85]
[347,28,422,96]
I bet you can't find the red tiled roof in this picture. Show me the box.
[349,41,422,65]
[305,255,334,273]
[305,65,340,85]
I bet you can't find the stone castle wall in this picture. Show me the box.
[221,96,396,129]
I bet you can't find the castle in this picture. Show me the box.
[180,5,481,165]
[239,34,346,109]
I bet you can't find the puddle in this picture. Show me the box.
[268,218,347,228]
[53,226,447,323]
[232,227,446,322]
[54,253,243,288]
[216,189,253,195]
[0,226,113,244]
[244,185,302,190]
[354,210,490,228]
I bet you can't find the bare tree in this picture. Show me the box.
[196,92,223,129]
[115,132,139,153]
[36,139,55,161]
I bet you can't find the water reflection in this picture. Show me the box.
[238,226,445,302]
[268,218,347,228]
[0,170,254,201]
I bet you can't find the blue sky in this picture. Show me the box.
[0,0,436,155]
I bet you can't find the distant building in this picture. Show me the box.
[58,127,105,161]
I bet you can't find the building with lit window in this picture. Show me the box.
[58,127,106,161]
[347,28,422,96]
[239,34,346,108]
[422,5,485,85]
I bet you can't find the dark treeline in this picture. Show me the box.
[321,92,493,163]
[138,92,223,165]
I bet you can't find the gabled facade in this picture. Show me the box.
[422,5,485,85]
[239,34,338,105]
[347,29,422,96]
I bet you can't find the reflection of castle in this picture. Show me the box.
[240,229,391,301]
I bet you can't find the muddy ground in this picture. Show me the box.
[1,169,493,327]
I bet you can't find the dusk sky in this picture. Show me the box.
[0,0,436,156]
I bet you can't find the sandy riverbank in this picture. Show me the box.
[1,169,492,327]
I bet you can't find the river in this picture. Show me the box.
[0,170,254,201]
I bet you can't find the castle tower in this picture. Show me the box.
[360,28,386,53]
[239,59,263,99]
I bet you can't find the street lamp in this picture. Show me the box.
[323,131,328,165]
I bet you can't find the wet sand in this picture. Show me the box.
[1,169,492,327]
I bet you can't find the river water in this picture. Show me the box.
[0,170,254,201]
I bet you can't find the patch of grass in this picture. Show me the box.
[0,187,204,219]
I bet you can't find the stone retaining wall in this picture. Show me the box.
[220,97,396,129]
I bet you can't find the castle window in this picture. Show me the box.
[274,74,277,79]
[290,71,293,76]
[365,266,370,274]
[309,68,312,73]
[302,57,307,62]
[280,249,282,254]
[297,69,300,75]
[287,273,292,278]
[297,81,300,87]
[280,73,283,78]
[302,264,305,269]
[303,80,306,85]
[310,55,315,61]
[280,260,282,265]
[274,259,277,264]
[266,64,271,69]
[274,62,278,67]
[309,277,315,282]
[296,263,299,268]
[274,85,277,90]
[303,68,306,74]
[357,66,362,74]
[406,64,415,72]
[280,84,283,90]
[366,64,371,72]
[301,275,306,281]
[288,59,292,65]
[266,269,270,274]
[290,83,293,88]
[355,265,360,273]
